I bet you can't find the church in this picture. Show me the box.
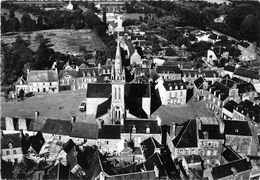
[85,37,153,125]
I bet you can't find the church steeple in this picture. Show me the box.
[113,35,125,82]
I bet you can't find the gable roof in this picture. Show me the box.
[163,80,187,90]
[198,124,224,140]
[70,122,99,139]
[172,120,198,148]
[86,84,111,98]
[223,120,252,136]
[141,137,162,159]
[122,119,161,134]
[156,66,181,74]
[209,81,230,101]
[1,133,22,149]
[27,70,58,82]
[194,77,206,89]
[234,67,260,80]
[211,159,252,179]
[221,145,242,162]
[98,125,121,139]
[96,96,111,119]
[223,100,238,113]
[41,119,72,136]
[224,65,236,72]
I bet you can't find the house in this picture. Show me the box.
[223,120,252,155]
[205,80,240,117]
[141,137,162,160]
[170,119,224,160]
[221,145,242,163]
[15,76,29,94]
[1,132,23,163]
[204,158,252,180]
[233,67,260,83]
[27,69,59,93]
[222,65,236,78]
[156,78,187,105]
[155,65,182,81]
[193,77,208,101]
[237,41,257,61]
[182,69,220,87]
[232,100,260,123]
[222,100,238,120]
[130,49,142,66]
[207,49,218,64]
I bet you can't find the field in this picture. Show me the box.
[1,29,106,54]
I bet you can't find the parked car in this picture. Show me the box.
[79,101,86,112]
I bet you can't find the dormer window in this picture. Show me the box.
[103,69,106,74]
[107,69,110,74]
[180,85,183,89]
[169,86,172,91]
[175,85,178,90]
[132,125,136,134]
[146,125,150,134]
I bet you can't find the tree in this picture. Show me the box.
[175,36,190,47]
[240,14,257,41]
[19,89,25,100]
[152,43,161,55]
[102,7,107,24]
[20,13,35,31]
[37,16,44,29]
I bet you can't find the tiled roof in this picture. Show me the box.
[98,125,121,139]
[172,120,198,148]
[163,80,187,91]
[141,137,162,159]
[41,119,72,136]
[86,83,111,98]
[122,119,161,134]
[223,120,252,136]
[156,66,181,74]
[1,133,22,149]
[223,100,238,113]
[70,122,99,139]
[234,67,260,80]
[96,96,111,119]
[211,159,252,179]
[27,70,58,82]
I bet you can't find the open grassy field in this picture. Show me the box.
[1,89,96,123]
[1,29,106,54]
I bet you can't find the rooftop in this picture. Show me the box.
[223,120,252,136]
[27,70,58,82]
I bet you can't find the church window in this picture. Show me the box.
[118,111,121,118]
[115,87,117,99]
[119,87,121,99]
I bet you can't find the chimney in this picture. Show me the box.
[75,66,79,72]
[132,125,136,134]
[27,69,30,75]
[146,125,150,134]
[98,119,104,129]
[35,111,39,119]
[154,164,159,178]
[71,116,76,125]
[157,116,161,126]
[203,131,209,139]
[171,122,176,138]
[219,122,225,134]
[19,129,23,138]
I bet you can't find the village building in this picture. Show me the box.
[156,78,187,105]
[193,77,209,101]
[155,65,182,81]
[222,120,253,155]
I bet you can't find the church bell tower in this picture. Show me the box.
[111,36,125,125]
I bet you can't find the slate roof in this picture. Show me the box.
[86,84,111,98]
[163,80,187,90]
[237,83,255,94]
[172,120,198,148]
[1,133,22,149]
[223,120,252,136]
[211,159,252,179]
[105,170,156,180]
[58,70,80,79]
[221,145,242,162]
[223,100,238,112]
[194,77,206,89]
[96,96,111,118]
[198,124,224,139]
[235,100,260,122]
[224,65,236,72]
[141,137,162,159]
[70,122,99,139]
[125,83,150,98]
[122,119,161,134]
[156,66,181,74]
[27,70,58,82]
[98,125,121,139]
[209,81,229,101]
[41,119,72,136]
[234,67,260,80]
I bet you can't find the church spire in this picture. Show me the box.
[114,34,122,80]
